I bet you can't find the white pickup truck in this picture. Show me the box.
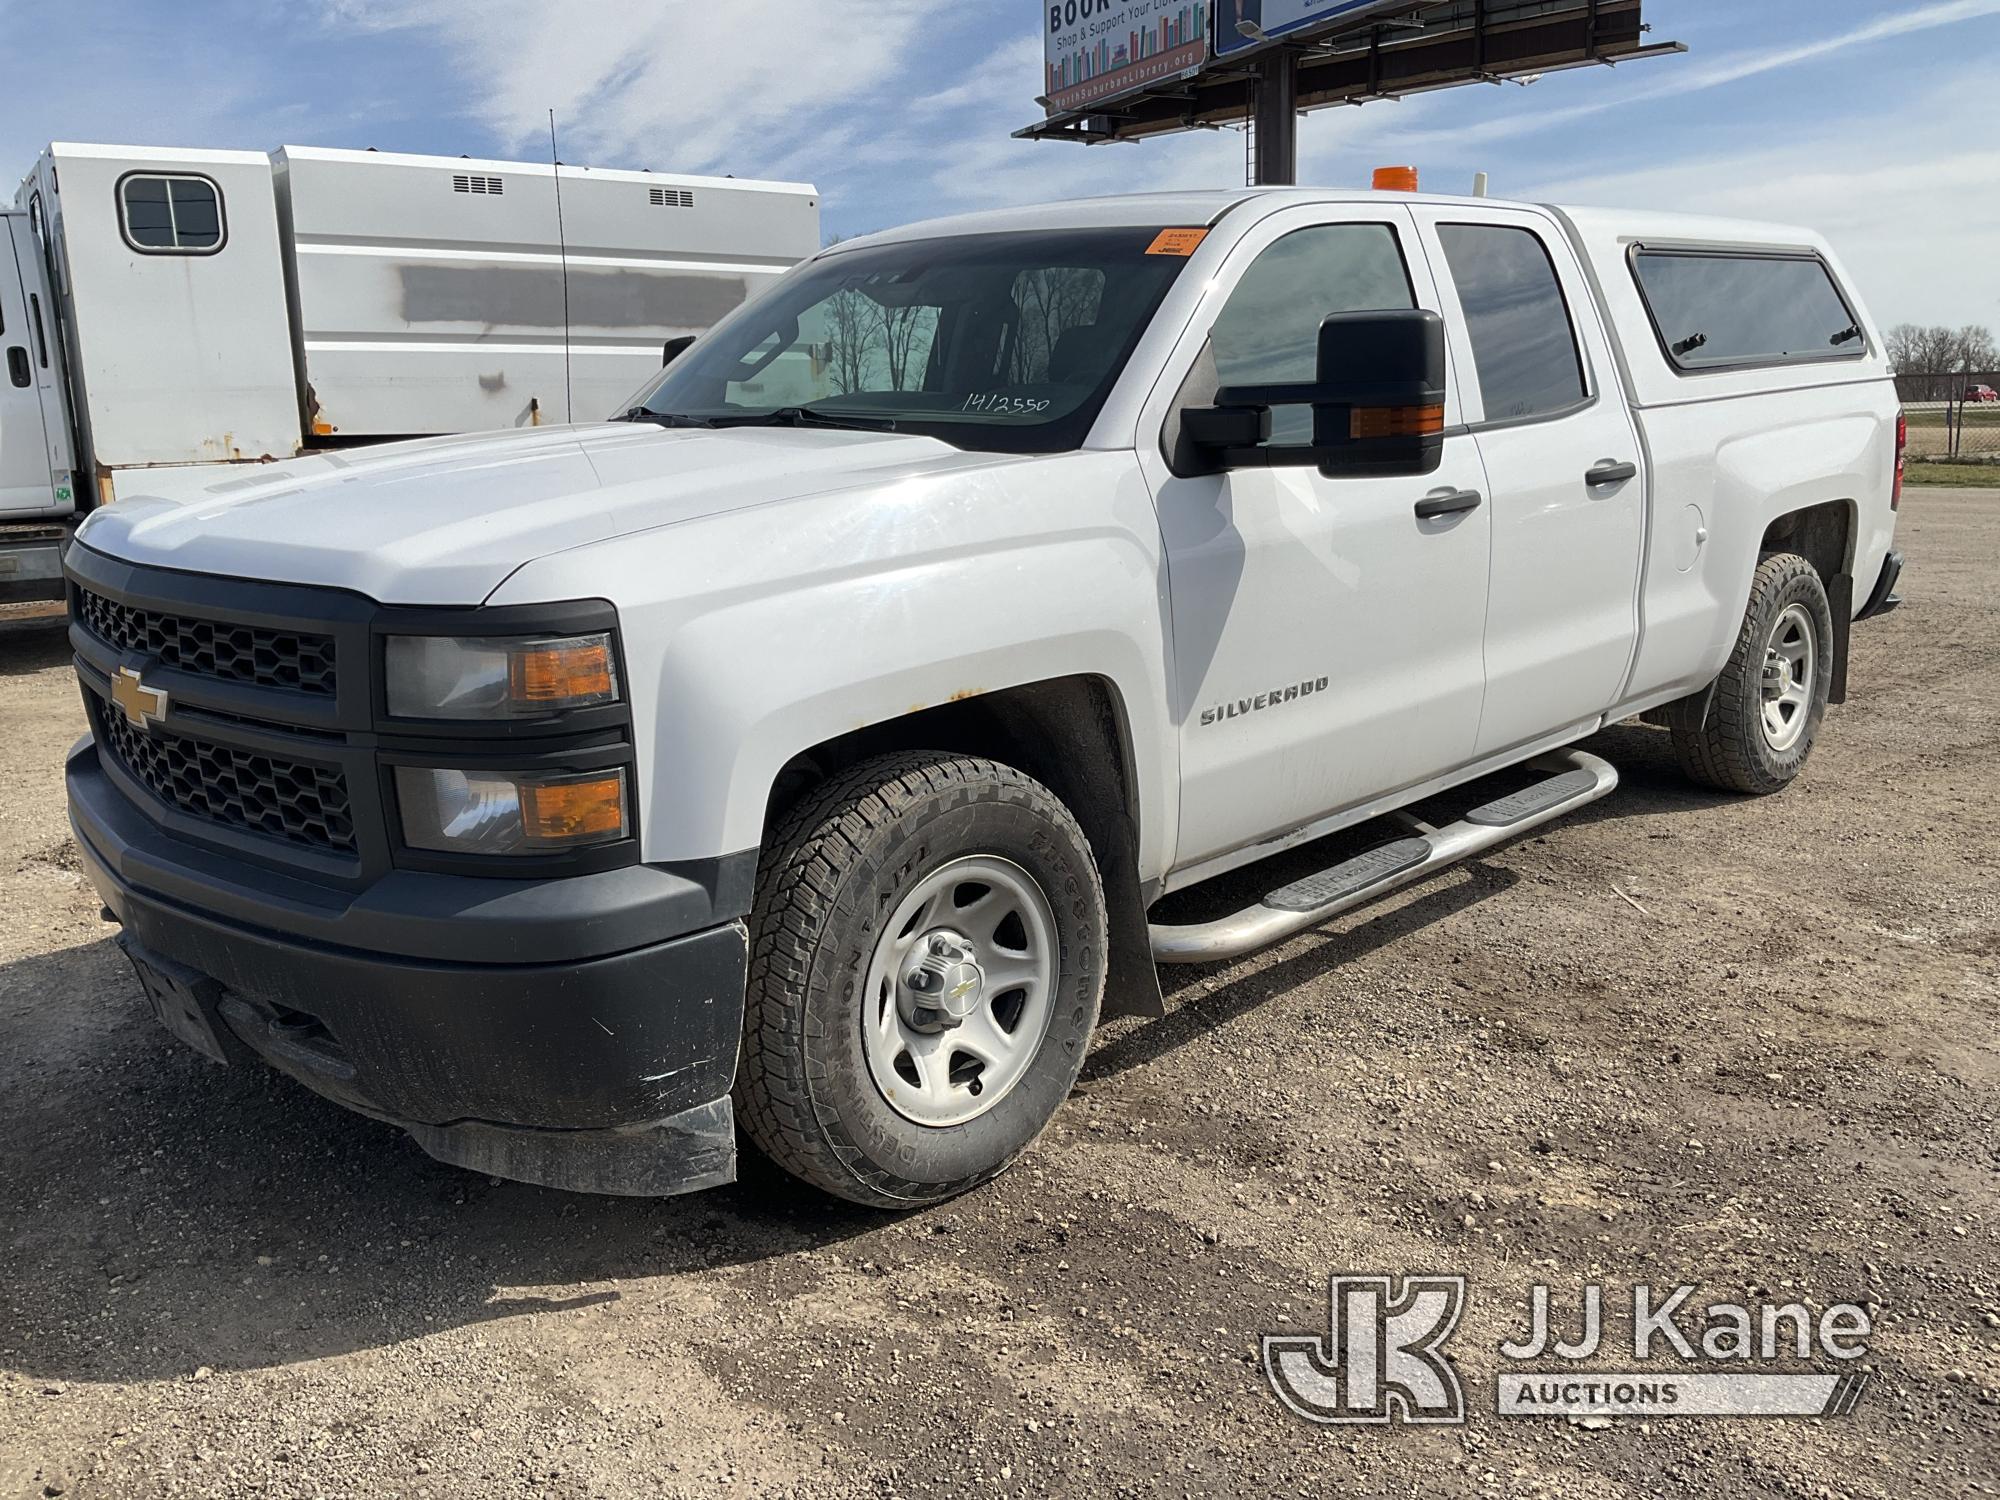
[63,187,1905,1206]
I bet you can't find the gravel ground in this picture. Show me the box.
[1,490,1996,1499]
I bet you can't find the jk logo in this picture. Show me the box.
[1264,1275,1467,1426]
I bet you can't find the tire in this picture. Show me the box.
[736,752,1107,1208]
[1669,552,1835,795]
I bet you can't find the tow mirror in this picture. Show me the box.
[1182,309,1447,478]
[662,335,696,369]
[1181,404,1269,450]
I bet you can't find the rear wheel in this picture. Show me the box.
[1669,551,1835,795]
[736,752,1106,1207]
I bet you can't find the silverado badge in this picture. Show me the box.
[111,666,169,732]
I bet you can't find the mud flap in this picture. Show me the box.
[1101,870,1167,1020]
[1828,571,1853,705]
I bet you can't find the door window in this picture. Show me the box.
[119,174,226,254]
[1205,223,1416,446]
[1437,223,1586,424]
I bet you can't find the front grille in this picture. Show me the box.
[95,705,356,853]
[74,586,337,696]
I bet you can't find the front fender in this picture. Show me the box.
[489,451,1179,882]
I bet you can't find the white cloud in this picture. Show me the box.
[304,0,1425,224]
[2,0,1983,333]
[1525,71,2000,329]
[318,0,949,180]
[1383,0,2000,150]
[1,4,409,182]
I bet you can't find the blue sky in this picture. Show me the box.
[4,0,1996,328]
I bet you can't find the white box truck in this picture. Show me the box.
[64,186,1906,1206]
[0,142,819,601]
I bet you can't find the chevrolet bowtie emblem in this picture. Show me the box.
[111,666,170,732]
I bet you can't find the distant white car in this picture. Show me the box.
[65,187,1905,1207]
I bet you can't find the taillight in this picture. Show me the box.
[1892,410,1907,511]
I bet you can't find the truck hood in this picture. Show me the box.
[75,423,1009,604]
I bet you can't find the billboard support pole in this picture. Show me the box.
[1251,53,1299,186]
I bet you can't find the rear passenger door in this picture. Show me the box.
[1410,207,1647,758]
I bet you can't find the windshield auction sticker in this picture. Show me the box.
[1263,1275,1871,1426]
[1146,228,1211,257]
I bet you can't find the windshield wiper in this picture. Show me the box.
[620,405,898,433]
[620,407,720,428]
[706,406,900,433]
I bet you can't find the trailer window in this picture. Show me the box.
[119,174,225,255]
[1437,223,1587,424]
[1633,250,1865,372]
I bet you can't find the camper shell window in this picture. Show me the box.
[1631,248,1864,373]
[118,173,226,255]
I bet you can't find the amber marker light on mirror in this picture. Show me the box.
[1351,405,1446,439]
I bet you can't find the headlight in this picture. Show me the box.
[395,766,629,854]
[385,633,620,720]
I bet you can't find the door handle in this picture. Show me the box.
[1586,460,1638,487]
[1415,488,1483,520]
[6,346,29,388]
[29,294,49,368]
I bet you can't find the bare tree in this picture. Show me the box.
[822,286,876,396]
[878,304,933,392]
[1886,323,1926,382]
[1013,267,1102,383]
[1954,324,1997,380]
[1888,322,1996,401]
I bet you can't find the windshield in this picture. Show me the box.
[626,227,1200,453]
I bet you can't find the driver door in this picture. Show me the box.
[1141,206,1492,871]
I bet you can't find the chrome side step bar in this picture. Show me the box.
[1149,750,1619,965]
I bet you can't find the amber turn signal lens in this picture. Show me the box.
[520,773,627,844]
[511,637,617,707]
[1350,404,1446,439]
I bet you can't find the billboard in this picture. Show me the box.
[1212,0,1411,55]
[1043,0,1212,114]
[1020,0,1684,147]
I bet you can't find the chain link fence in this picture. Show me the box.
[1896,372,2000,474]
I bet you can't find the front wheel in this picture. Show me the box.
[735,752,1106,1207]
[1669,551,1835,795]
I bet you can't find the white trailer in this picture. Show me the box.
[0,142,820,600]
[273,146,819,440]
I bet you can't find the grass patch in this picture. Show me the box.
[1906,406,2000,429]
[1905,463,2000,489]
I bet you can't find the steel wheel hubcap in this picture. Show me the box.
[862,855,1058,1128]
[1761,602,1817,753]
